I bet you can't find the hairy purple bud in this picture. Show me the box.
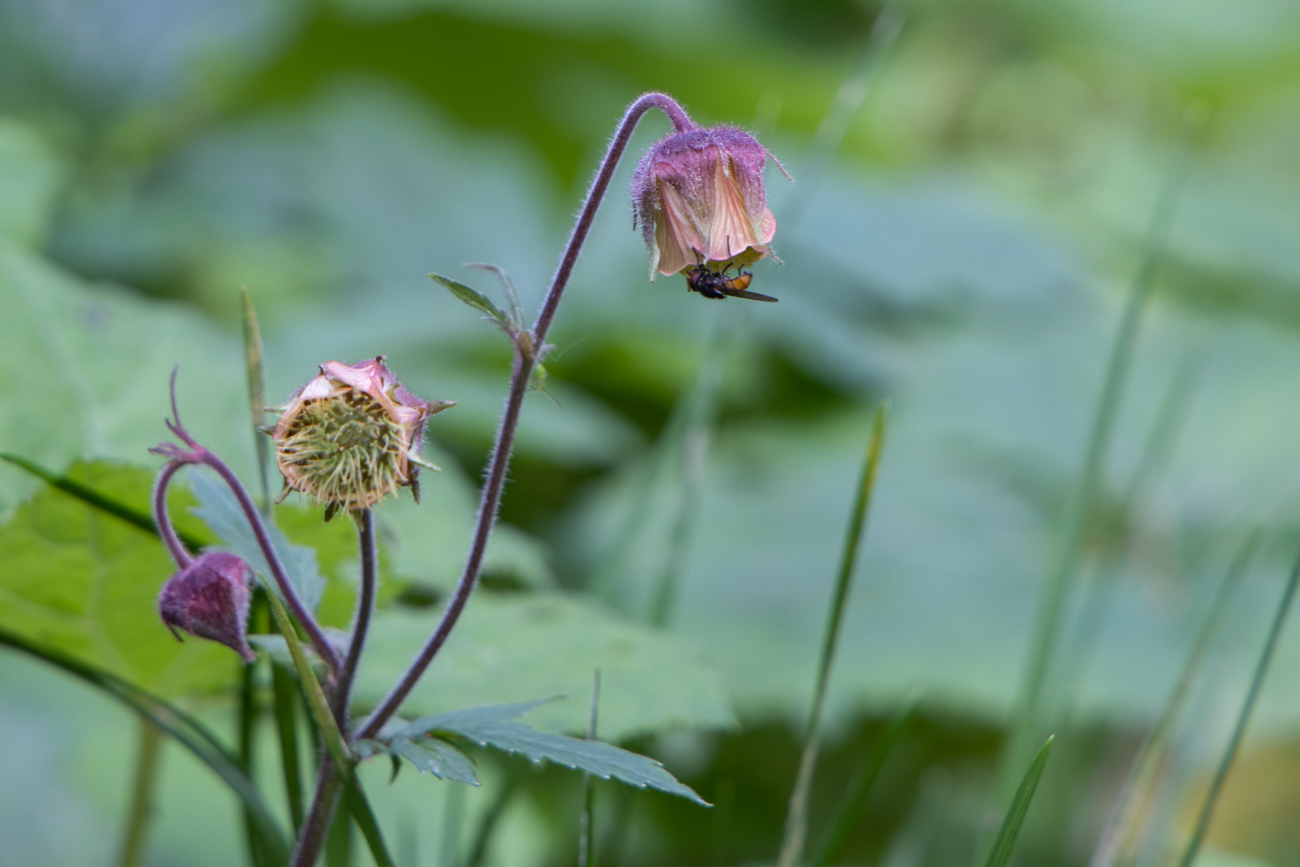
[632,125,782,279]
[158,551,256,662]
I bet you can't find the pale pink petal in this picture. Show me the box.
[297,373,338,402]
[757,206,776,245]
[705,158,767,263]
[655,183,707,276]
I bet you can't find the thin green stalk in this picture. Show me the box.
[579,667,602,867]
[115,718,163,867]
[264,577,395,867]
[240,286,272,517]
[464,775,518,867]
[272,644,306,831]
[441,783,466,867]
[241,591,269,867]
[809,697,918,867]
[1055,353,1203,721]
[1174,540,1300,867]
[326,806,353,867]
[649,320,730,625]
[590,315,728,612]
[776,405,888,867]
[1089,531,1260,867]
[1000,114,1201,797]
[783,0,907,228]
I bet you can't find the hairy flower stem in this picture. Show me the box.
[336,509,378,722]
[151,461,193,569]
[152,423,342,676]
[292,758,343,867]
[357,91,696,740]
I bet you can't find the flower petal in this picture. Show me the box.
[655,182,708,275]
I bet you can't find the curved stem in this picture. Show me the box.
[336,510,377,724]
[357,91,693,740]
[534,91,694,340]
[152,461,193,568]
[201,452,343,676]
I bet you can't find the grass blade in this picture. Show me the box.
[809,696,918,867]
[270,636,306,831]
[782,0,906,228]
[776,404,888,867]
[240,286,272,516]
[240,591,270,867]
[1089,531,1260,867]
[1174,540,1300,867]
[649,318,730,625]
[262,577,350,769]
[114,719,163,867]
[262,578,396,867]
[579,667,601,867]
[0,452,208,551]
[464,773,518,867]
[999,110,1202,799]
[984,736,1053,867]
[0,625,289,863]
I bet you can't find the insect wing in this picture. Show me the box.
[721,288,779,302]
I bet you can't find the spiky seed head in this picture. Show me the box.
[158,551,256,662]
[270,357,453,515]
[631,125,783,279]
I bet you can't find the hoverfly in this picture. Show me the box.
[684,266,778,302]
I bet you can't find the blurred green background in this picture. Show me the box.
[5,0,1300,865]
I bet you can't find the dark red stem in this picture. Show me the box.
[152,461,193,568]
[356,91,695,740]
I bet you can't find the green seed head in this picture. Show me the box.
[271,358,453,516]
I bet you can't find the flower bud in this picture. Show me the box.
[632,125,781,279]
[271,357,453,516]
[158,551,256,662]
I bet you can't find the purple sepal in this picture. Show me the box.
[158,551,256,663]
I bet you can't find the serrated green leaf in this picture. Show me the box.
[0,461,237,697]
[396,698,558,737]
[428,711,707,805]
[430,272,514,331]
[390,737,479,785]
[189,469,327,613]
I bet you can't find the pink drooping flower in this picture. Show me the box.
[632,125,783,279]
[158,551,256,662]
[270,357,454,516]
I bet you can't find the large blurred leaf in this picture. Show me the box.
[353,591,736,741]
[0,118,64,248]
[0,237,251,515]
[0,461,237,697]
